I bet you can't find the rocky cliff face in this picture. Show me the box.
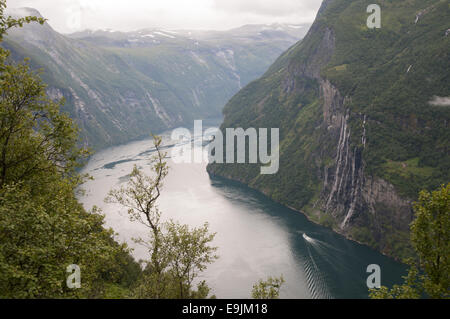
[208,0,449,259]
[315,76,414,256]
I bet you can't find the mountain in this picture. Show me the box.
[3,7,310,149]
[208,0,450,259]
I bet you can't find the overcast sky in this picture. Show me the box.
[8,0,322,33]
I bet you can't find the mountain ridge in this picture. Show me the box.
[3,8,310,149]
[207,0,450,260]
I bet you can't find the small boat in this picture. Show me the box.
[302,233,313,242]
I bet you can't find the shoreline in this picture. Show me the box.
[207,170,405,264]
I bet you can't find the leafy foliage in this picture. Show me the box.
[0,1,141,298]
[107,136,218,299]
[0,1,45,39]
[370,183,450,299]
[251,275,285,299]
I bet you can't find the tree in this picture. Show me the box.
[0,1,45,41]
[0,3,86,190]
[106,135,168,297]
[251,275,285,299]
[162,221,218,298]
[107,136,218,299]
[370,183,449,299]
[0,0,140,298]
[0,184,135,298]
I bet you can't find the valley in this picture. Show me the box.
[3,7,310,149]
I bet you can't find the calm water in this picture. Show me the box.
[79,121,407,299]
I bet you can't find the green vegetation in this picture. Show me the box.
[2,9,305,150]
[0,2,221,299]
[0,1,140,298]
[370,183,449,299]
[381,158,437,198]
[321,0,450,198]
[106,136,218,299]
[251,275,285,299]
[208,0,450,259]
[350,227,378,249]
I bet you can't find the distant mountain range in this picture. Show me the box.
[3,7,310,149]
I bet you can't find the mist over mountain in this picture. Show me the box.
[3,7,310,149]
[1,0,449,301]
[4,0,449,266]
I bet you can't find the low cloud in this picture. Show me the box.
[7,0,322,33]
[213,0,320,17]
[429,96,450,106]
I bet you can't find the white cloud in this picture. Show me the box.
[213,0,319,17]
[7,0,322,33]
[429,96,450,106]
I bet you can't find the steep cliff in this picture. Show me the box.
[208,0,450,259]
[3,8,309,149]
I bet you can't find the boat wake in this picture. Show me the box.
[301,233,333,299]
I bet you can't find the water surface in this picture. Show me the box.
[79,123,407,298]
